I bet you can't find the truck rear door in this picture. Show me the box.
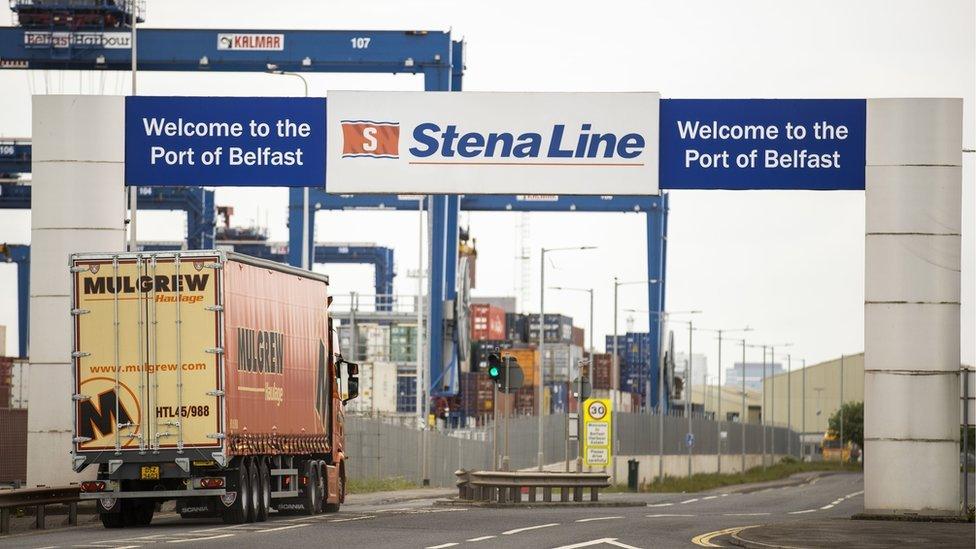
[72,253,223,456]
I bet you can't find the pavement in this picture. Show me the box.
[728,518,973,549]
[0,472,972,548]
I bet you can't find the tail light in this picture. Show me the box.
[283,476,291,486]
[300,475,308,486]
[81,481,106,492]
[200,477,225,489]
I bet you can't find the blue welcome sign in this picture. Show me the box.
[659,99,866,190]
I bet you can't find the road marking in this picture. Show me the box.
[702,495,718,500]
[680,498,699,504]
[373,507,413,513]
[426,544,459,549]
[255,524,311,533]
[692,525,759,548]
[330,515,376,522]
[820,504,835,510]
[167,534,234,543]
[845,490,864,499]
[553,538,643,549]
[788,509,818,514]
[502,523,559,535]
[646,513,695,517]
[720,493,730,497]
[575,516,624,522]
[722,512,770,516]
[646,502,673,507]
[466,535,496,542]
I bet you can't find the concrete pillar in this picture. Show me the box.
[863,98,962,516]
[28,95,126,486]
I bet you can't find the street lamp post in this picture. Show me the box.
[768,343,792,461]
[800,358,807,460]
[539,246,595,471]
[695,327,751,474]
[549,285,595,473]
[266,64,311,270]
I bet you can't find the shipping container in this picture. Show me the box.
[459,371,494,417]
[590,353,616,390]
[389,324,417,363]
[571,326,585,348]
[499,347,538,386]
[505,313,528,343]
[527,313,573,344]
[470,304,506,341]
[344,362,398,415]
[540,343,584,382]
[396,374,417,414]
[70,250,357,526]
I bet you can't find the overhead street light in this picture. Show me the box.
[266,64,311,270]
[550,285,595,473]
[694,326,752,474]
[538,246,596,471]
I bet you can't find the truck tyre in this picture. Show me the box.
[222,461,251,524]
[97,498,125,528]
[255,458,270,522]
[246,458,260,523]
[128,500,154,526]
[301,461,318,515]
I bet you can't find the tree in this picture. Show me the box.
[828,401,863,448]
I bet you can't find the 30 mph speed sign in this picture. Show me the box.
[582,398,612,468]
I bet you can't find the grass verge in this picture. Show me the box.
[346,476,419,494]
[608,459,862,494]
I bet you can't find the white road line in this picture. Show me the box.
[702,496,718,500]
[680,498,699,504]
[373,507,413,513]
[575,516,624,523]
[553,538,643,549]
[425,544,459,549]
[502,523,559,535]
[820,504,835,510]
[167,533,235,544]
[845,490,864,499]
[788,509,819,515]
[330,515,376,522]
[466,535,496,542]
[646,514,696,518]
[646,502,673,507]
[722,512,770,516]
[255,524,311,533]
[720,493,730,497]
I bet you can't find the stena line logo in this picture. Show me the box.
[341,120,400,159]
[340,121,648,165]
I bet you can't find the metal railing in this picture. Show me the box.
[0,485,81,535]
[456,470,610,504]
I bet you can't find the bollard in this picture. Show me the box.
[68,501,78,526]
[1,508,10,535]
[35,504,45,530]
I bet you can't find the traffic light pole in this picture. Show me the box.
[503,356,512,471]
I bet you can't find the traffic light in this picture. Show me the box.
[486,352,524,393]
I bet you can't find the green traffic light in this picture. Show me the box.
[488,366,500,378]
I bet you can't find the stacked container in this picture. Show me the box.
[471,304,506,341]
[590,353,617,390]
[504,312,529,343]
[527,313,573,344]
[396,374,417,414]
[572,326,585,348]
[540,343,584,382]
[389,324,417,363]
[345,361,399,415]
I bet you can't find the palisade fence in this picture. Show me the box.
[344,413,799,487]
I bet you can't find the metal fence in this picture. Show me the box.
[344,413,800,487]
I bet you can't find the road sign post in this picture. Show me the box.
[583,398,613,474]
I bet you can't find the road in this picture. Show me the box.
[0,472,940,548]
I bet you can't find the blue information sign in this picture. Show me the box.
[659,99,866,190]
[125,96,326,187]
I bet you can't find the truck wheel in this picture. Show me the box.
[98,498,125,528]
[246,458,260,523]
[324,469,343,513]
[222,461,251,524]
[129,500,154,526]
[313,461,325,514]
[255,459,270,522]
[301,461,318,515]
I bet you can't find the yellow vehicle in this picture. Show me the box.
[821,430,852,462]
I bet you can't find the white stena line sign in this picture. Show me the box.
[326,91,660,195]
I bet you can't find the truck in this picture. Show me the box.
[68,250,359,528]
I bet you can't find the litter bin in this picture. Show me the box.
[627,459,639,492]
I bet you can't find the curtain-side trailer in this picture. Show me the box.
[69,251,359,528]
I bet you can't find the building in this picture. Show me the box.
[725,362,784,391]
[674,352,709,388]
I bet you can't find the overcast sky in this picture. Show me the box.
[0,0,973,382]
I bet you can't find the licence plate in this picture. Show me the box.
[140,465,160,480]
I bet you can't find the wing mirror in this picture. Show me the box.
[340,358,360,403]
